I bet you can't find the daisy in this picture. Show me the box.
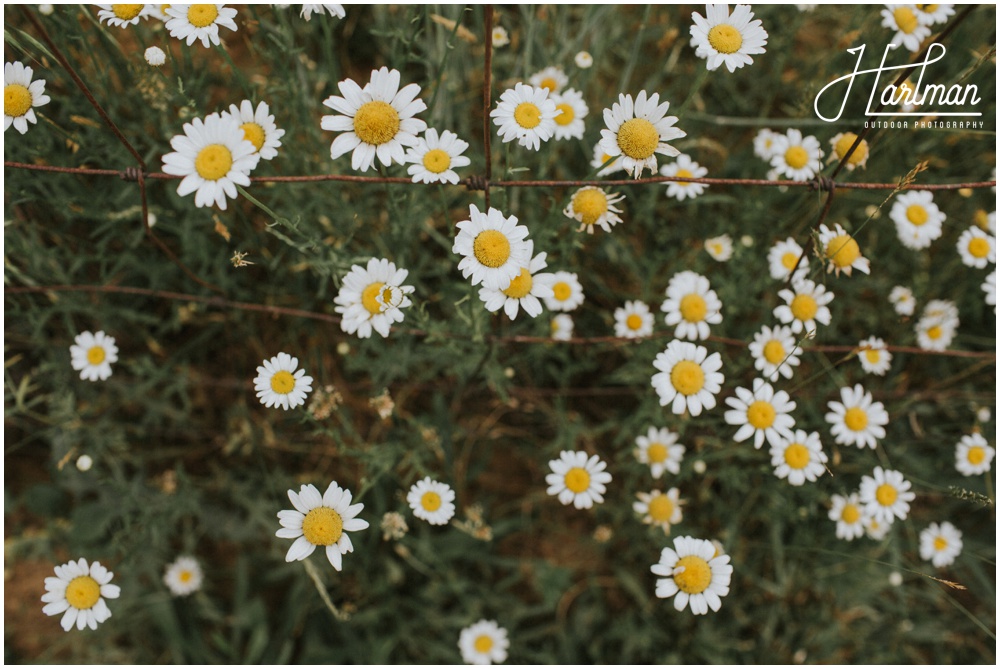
[689,4,769,73]
[955,433,995,476]
[860,467,915,524]
[828,493,865,540]
[165,4,239,48]
[857,336,892,375]
[41,558,120,631]
[528,66,568,94]
[491,26,509,48]
[818,223,870,276]
[478,243,554,320]
[770,430,826,486]
[724,378,796,449]
[458,619,509,665]
[753,128,780,160]
[276,481,369,571]
[635,426,685,478]
[774,279,834,334]
[453,205,532,291]
[825,384,889,449]
[70,330,118,381]
[564,186,625,234]
[404,128,471,184]
[889,190,945,250]
[550,88,588,141]
[770,129,823,181]
[704,234,733,262]
[651,536,733,615]
[660,271,723,341]
[543,271,584,312]
[163,556,203,597]
[956,226,996,268]
[407,477,456,526]
[333,257,414,338]
[322,67,428,171]
[889,285,916,316]
[161,112,259,210]
[828,131,869,170]
[661,154,708,201]
[575,51,593,68]
[96,4,147,27]
[919,521,962,568]
[914,3,955,24]
[863,514,891,540]
[222,100,284,162]
[651,340,725,416]
[143,4,172,20]
[633,488,684,534]
[490,83,558,151]
[300,4,345,20]
[748,324,801,381]
[599,90,685,178]
[144,46,167,66]
[615,300,655,338]
[591,142,625,177]
[545,451,612,509]
[4,61,50,134]
[880,4,932,52]
[550,314,574,341]
[253,352,314,410]
[983,271,996,312]
[767,237,810,282]
[915,300,959,351]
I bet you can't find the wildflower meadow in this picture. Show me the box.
[4,3,997,664]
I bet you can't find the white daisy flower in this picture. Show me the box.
[41,558,121,631]
[633,488,684,534]
[253,352,314,410]
[550,313,574,341]
[767,237,810,282]
[919,521,962,568]
[453,205,532,291]
[660,271,723,341]
[889,190,945,250]
[333,257,414,339]
[574,51,593,68]
[825,384,889,449]
[563,186,625,234]
[458,619,509,665]
[651,339,725,417]
[144,46,167,66]
[406,477,456,526]
[828,493,865,540]
[276,481,369,571]
[165,4,238,48]
[863,513,891,541]
[590,142,625,177]
[4,61,50,134]
[163,556,203,597]
[489,83,558,151]
[915,300,959,351]
[635,426,685,478]
[774,279,834,334]
[921,298,959,322]
[857,336,892,376]
[550,88,588,141]
[828,131,869,170]
[859,467,915,524]
[490,26,509,48]
[818,223,870,276]
[748,324,801,381]
[956,226,996,268]
[651,536,733,615]
[955,432,995,476]
[661,154,708,201]
[70,330,119,382]
[96,4,148,27]
[880,4,932,52]
[544,271,584,312]
[770,129,823,181]
[528,66,568,94]
[704,234,733,262]
[321,67,428,172]
[689,4,769,73]
[888,285,916,316]
[161,112,259,210]
[599,90,685,178]
[724,378,797,450]
[770,429,827,486]
[615,300,655,338]
[545,450,612,509]
[753,128,780,160]
[143,4,173,21]
[224,100,285,161]
[913,3,955,24]
[404,128,471,184]
[300,4,345,20]
[983,271,996,312]
[478,244,554,320]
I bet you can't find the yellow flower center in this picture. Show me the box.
[864,349,881,363]
[502,268,533,299]
[679,293,708,323]
[916,4,939,13]
[967,446,985,465]
[841,504,860,524]
[707,23,743,54]
[4,84,33,118]
[571,188,609,226]
[746,400,776,429]
[673,555,712,594]
[968,237,990,259]
[301,506,344,546]
[564,467,591,493]
[554,102,575,126]
[270,370,296,394]
[474,635,494,654]
[187,4,219,28]
[626,314,644,331]
[933,536,947,551]
[825,234,861,268]
[790,294,818,322]
[65,576,101,610]
[240,122,266,152]
[893,6,918,34]
[647,494,675,522]
[361,281,389,316]
[784,146,809,170]
[875,483,898,507]
[472,230,511,268]
[179,570,193,583]
[194,144,233,181]
[834,132,868,165]
[670,360,705,396]
[422,148,451,174]
[513,101,542,129]
[763,340,786,365]
[647,443,668,463]
[781,251,799,270]
[86,346,106,365]
[926,325,942,340]
[905,204,928,226]
[112,4,145,20]
[552,282,572,302]
[616,118,659,160]
[974,209,989,230]
[353,100,400,145]
[784,443,810,469]
[675,168,694,180]
[420,491,442,512]
[539,77,559,92]
[843,407,868,431]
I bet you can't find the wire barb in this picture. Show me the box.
[120,167,142,182]
[809,176,836,193]
[463,175,489,192]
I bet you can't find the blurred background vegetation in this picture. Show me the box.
[4,3,996,663]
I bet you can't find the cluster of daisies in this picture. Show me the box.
[753,128,870,183]
[880,3,956,53]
